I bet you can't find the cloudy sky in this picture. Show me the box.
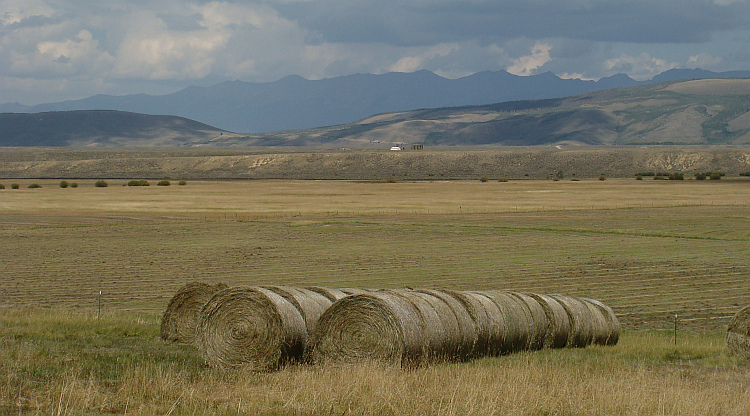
[2,0,750,105]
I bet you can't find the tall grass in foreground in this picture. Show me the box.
[2,310,749,415]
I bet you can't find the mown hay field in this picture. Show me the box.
[2,177,750,414]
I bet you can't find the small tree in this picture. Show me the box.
[60,180,69,188]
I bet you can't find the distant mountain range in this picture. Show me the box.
[5,77,750,147]
[3,68,750,134]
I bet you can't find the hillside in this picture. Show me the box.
[0,111,235,147]
[227,78,750,147]
[1,146,749,180]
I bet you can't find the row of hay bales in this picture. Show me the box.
[161,283,619,371]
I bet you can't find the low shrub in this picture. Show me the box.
[178,180,187,186]
[598,174,606,181]
[669,173,684,180]
[59,180,69,188]
[128,179,150,186]
[95,180,108,188]
[654,175,667,180]
[710,173,722,180]
[27,183,42,189]
[695,172,707,180]
[740,171,750,177]
[0,184,5,189]
[635,175,643,180]
[157,180,171,186]
[11,183,20,189]
[480,176,489,182]
[70,182,78,188]
[498,178,509,182]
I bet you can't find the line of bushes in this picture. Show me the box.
[0,179,187,189]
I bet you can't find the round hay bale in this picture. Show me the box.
[194,286,307,371]
[581,298,620,346]
[306,286,350,302]
[263,286,333,334]
[160,282,228,344]
[527,293,571,349]
[309,292,424,367]
[340,288,375,296]
[508,292,550,351]
[415,289,477,360]
[727,305,750,358]
[387,290,449,362]
[548,295,595,348]
[445,290,505,357]
[478,291,531,353]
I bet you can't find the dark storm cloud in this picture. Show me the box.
[276,0,750,46]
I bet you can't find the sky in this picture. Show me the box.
[2,0,750,105]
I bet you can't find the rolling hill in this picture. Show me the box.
[0,111,236,147]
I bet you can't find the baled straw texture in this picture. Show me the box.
[389,289,458,362]
[263,286,333,334]
[527,293,571,349]
[549,294,596,348]
[416,289,477,360]
[309,292,423,367]
[508,292,550,351]
[581,298,620,346]
[726,305,750,358]
[306,286,350,302]
[477,291,530,354]
[160,282,228,344]
[446,290,505,357]
[194,286,307,371]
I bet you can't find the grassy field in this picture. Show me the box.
[2,177,750,414]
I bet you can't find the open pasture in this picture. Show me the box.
[2,177,750,414]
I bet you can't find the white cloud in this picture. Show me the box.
[0,0,54,25]
[687,52,724,69]
[604,53,679,80]
[389,43,459,73]
[506,41,552,76]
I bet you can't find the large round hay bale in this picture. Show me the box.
[160,282,228,344]
[581,298,620,346]
[445,290,505,357]
[548,295,595,348]
[194,286,307,371]
[478,291,531,353]
[309,292,424,367]
[387,290,450,362]
[263,286,333,334]
[415,289,477,360]
[727,305,750,358]
[508,292,550,351]
[527,293,571,349]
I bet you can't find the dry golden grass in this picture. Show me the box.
[2,178,750,414]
